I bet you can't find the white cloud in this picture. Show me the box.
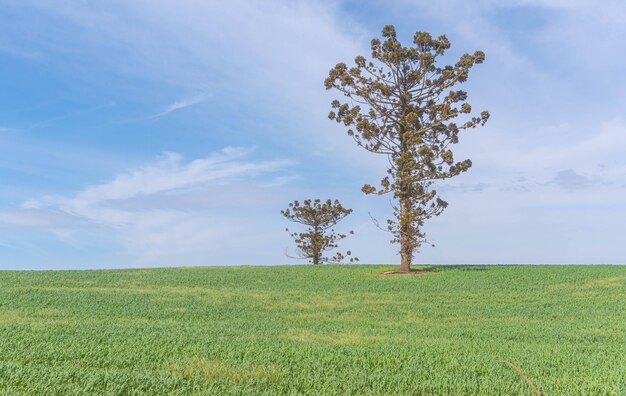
[0,209,57,227]
[1,0,378,169]
[466,119,626,183]
[7,147,291,265]
[155,94,209,117]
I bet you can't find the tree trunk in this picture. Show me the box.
[312,224,321,264]
[397,96,413,273]
[399,196,412,272]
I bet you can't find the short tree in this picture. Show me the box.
[325,25,489,272]
[281,199,358,264]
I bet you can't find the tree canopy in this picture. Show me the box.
[281,199,357,264]
[325,25,489,271]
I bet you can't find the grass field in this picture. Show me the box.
[0,265,624,395]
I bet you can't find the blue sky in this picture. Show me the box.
[1,0,625,269]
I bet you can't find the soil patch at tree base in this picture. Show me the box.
[381,270,432,275]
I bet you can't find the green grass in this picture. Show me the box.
[0,265,624,395]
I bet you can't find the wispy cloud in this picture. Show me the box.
[1,0,375,169]
[439,118,626,198]
[154,94,209,117]
[11,147,291,265]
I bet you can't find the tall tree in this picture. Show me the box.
[281,199,358,264]
[325,25,489,272]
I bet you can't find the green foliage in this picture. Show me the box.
[281,199,357,264]
[0,265,624,395]
[325,25,490,270]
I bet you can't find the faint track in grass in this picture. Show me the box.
[497,360,541,396]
